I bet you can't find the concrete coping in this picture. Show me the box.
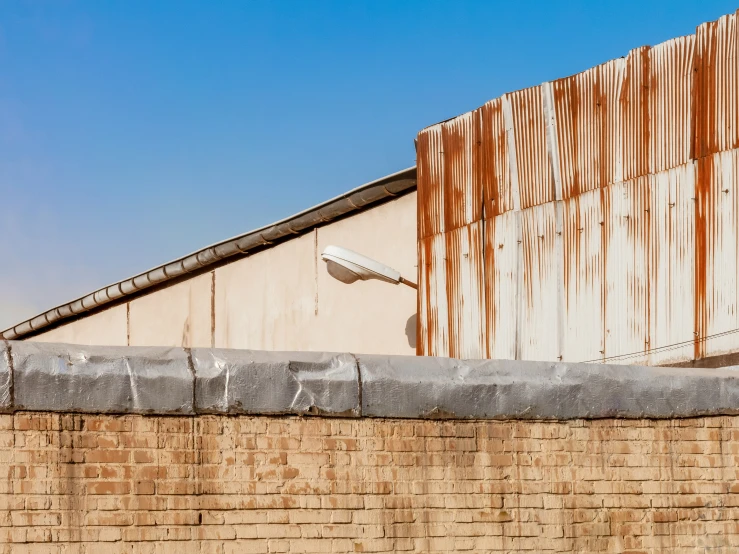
[3,341,739,419]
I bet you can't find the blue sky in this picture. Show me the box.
[0,0,736,329]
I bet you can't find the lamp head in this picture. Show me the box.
[321,245,401,285]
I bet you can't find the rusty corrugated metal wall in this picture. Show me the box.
[417,9,739,365]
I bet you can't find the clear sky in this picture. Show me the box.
[1,0,736,329]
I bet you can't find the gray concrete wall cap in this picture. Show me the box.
[11,342,193,415]
[357,354,739,419]
[192,348,359,416]
[5,341,739,420]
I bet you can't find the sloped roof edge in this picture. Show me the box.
[2,167,416,340]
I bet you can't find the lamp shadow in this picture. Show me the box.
[405,313,417,349]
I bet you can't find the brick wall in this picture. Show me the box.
[2,412,738,553]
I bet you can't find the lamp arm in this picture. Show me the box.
[399,277,418,290]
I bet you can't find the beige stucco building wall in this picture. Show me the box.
[29,192,418,355]
[26,304,129,347]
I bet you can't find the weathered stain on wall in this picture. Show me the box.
[417,9,739,364]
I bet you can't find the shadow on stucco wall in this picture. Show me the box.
[405,314,417,349]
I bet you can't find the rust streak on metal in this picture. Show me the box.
[600,186,609,360]
[621,46,652,182]
[444,230,458,359]
[417,236,434,356]
[694,12,739,159]
[442,115,478,232]
[417,125,444,239]
[510,86,555,209]
[474,99,511,218]
[484,219,496,359]
[695,156,712,359]
[649,35,695,173]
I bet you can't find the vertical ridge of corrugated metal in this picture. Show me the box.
[474,98,518,360]
[695,150,739,359]
[484,211,519,360]
[508,86,556,210]
[519,203,559,360]
[474,99,512,218]
[444,222,486,359]
[442,113,479,232]
[621,46,652,182]
[694,10,739,159]
[417,233,449,357]
[561,190,604,362]
[650,35,696,173]
[551,59,625,199]
[417,124,445,240]
[649,163,696,365]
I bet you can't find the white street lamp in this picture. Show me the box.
[321,245,417,289]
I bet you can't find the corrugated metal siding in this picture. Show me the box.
[561,189,604,362]
[417,233,449,357]
[416,124,445,239]
[694,10,739,159]
[602,182,626,361]
[442,113,479,232]
[445,222,486,359]
[474,99,512,217]
[417,9,739,365]
[650,35,695,173]
[552,59,624,199]
[507,87,555,209]
[621,46,651,182]
[602,59,625,186]
[484,211,519,360]
[649,163,696,365]
[609,176,651,365]
[696,150,739,358]
[519,203,559,360]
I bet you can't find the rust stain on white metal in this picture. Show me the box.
[551,58,624,199]
[649,35,695,173]
[444,222,486,359]
[694,11,739,159]
[519,203,559,361]
[696,150,739,358]
[417,234,449,356]
[507,86,555,210]
[621,46,651,183]
[416,124,445,239]
[609,176,651,365]
[484,210,518,360]
[442,113,478,232]
[561,189,604,362]
[602,182,625,361]
[474,98,512,217]
[649,163,696,365]
[416,9,739,365]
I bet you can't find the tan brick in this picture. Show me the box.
[3,412,739,551]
